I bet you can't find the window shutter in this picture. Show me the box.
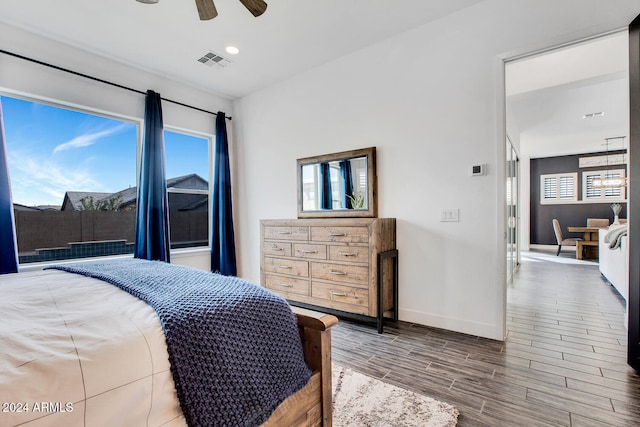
[584,173,601,199]
[582,169,626,201]
[543,177,557,200]
[558,176,574,199]
[604,171,622,198]
[540,173,577,204]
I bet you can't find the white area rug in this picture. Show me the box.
[332,366,459,427]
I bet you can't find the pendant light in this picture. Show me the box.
[592,136,628,188]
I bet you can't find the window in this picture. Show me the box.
[2,95,137,263]
[540,173,577,204]
[582,169,626,201]
[164,130,210,249]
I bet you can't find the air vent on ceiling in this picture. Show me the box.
[197,51,232,68]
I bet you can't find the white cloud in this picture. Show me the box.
[53,123,129,154]
[8,155,102,206]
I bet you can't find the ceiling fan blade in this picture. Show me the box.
[238,0,267,17]
[195,0,218,20]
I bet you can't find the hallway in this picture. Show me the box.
[331,250,639,426]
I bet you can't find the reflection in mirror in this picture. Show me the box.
[297,147,376,218]
[301,156,368,211]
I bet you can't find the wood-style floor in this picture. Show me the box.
[331,250,640,426]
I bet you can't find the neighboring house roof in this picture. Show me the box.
[62,174,208,211]
[13,203,42,211]
[14,204,62,212]
[108,186,137,209]
[167,174,208,191]
[113,174,208,210]
[36,205,62,211]
[62,191,111,211]
[177,196,209,211]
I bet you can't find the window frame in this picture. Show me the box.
[163,126,214,250]
[540,172,578,204]
[3,91,216,264]
[1,91,142,265]
[581,168,627,202]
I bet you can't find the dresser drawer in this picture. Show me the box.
[311,262,368,285]
[265,274,310,297]
[261,218,396,330]
[263,242,292,257]
[264,257,309,277]
[293,243,327,260]
[312,282,368,308]
[328,245,368,264]
[311,226,369,243]
[264,226,309,241]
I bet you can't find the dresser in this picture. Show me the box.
[260,218,397,332]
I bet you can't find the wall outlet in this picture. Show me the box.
[440,208,459,222]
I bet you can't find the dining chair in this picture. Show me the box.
[552,219,582,256]
[586,218,610,228]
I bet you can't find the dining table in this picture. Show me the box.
[567,226,607,260]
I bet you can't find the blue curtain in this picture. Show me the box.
[211,112,237,276]
[0,99,18,274]
[319,162,333,209]
[339,160,353,209]
[134,90,170,262]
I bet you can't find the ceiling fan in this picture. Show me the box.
[136,0,267,20]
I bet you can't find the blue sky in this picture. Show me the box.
[1,96,209,207]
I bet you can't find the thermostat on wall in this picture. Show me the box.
[471,164,486,176]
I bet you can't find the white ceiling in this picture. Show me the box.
[506,32,629,158]
[0,0,483,100]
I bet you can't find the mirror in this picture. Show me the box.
[297,147,377,218]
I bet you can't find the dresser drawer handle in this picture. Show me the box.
[338,252,358,257]
[301,249,318,254]
[329,270,347,276]
[277,231,292,235]
[277,265,292,269]
[329,291,348,297]
[276,283,294,288]
[329,232,347,237]
[271,246,284,251]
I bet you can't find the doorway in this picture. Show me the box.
[504,30,635,370]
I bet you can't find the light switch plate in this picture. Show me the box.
[440,208,459,222]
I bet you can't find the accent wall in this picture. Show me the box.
[530,152,628,245]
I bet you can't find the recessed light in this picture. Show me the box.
[225,46,240,55]
[583,112,605,119]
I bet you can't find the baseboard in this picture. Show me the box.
[529,244,576,253]
[399,308,502,341]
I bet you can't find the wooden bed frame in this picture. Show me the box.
[263,308,338,427]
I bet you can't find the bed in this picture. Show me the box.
[0,259,336,427]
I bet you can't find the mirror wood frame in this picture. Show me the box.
[297,147,377,218]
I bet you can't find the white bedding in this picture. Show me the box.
[0,269,187,427]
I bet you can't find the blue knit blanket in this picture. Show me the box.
[47,259,310,427]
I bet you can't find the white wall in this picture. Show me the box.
[233,0,640,340]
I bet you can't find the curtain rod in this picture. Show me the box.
[0,48,231,120]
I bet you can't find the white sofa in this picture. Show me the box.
[598,227,629,302]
